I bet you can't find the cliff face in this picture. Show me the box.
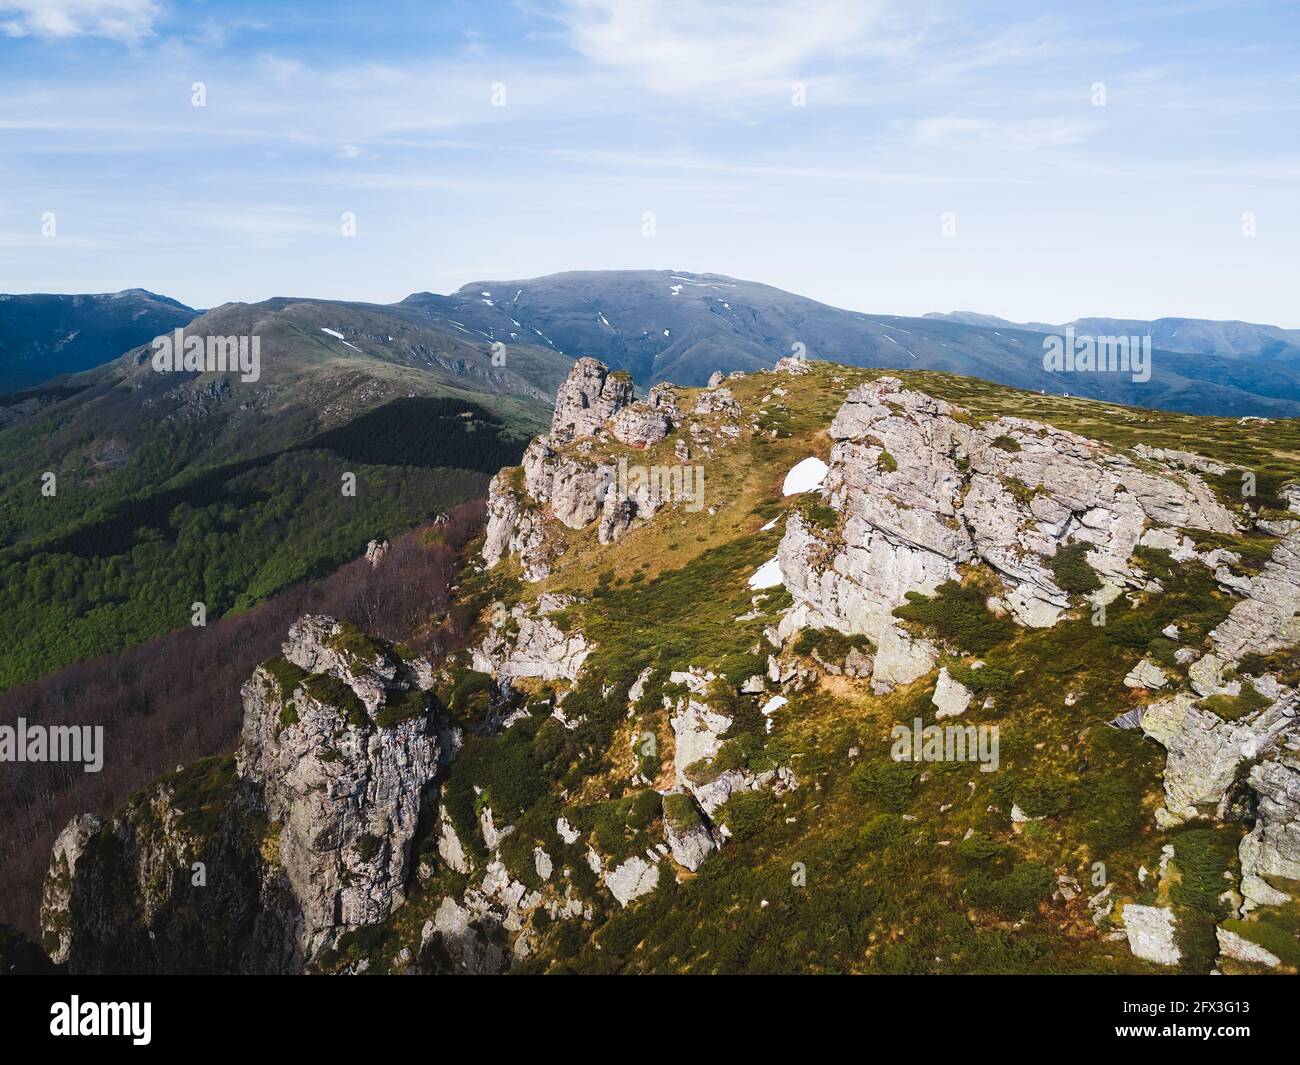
[41,616,444,973]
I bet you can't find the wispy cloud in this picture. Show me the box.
[546,0,898,96]
[0,0,160,43]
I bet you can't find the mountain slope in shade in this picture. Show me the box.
[437,270,1300,417]
[0,295,570,691]
[927,311,1300,365]
[0,289,199,393]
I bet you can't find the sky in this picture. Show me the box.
[0,0,1297,325]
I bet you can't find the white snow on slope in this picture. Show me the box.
[760,695,788,733]
[321,328,345,339]
[747,557,783,589]
[782,457,828,496]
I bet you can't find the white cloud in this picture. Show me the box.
[548,0,895,96]
[0,0,160,43]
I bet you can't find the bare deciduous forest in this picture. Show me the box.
[0,503,485,935]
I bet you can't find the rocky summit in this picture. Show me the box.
[36,357,1300,976]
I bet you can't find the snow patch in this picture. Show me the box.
[782,457,829,496]
[747,557,783,590]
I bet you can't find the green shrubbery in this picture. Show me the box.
[1170,826,1240,972]
[963,861,1054,917]
[792,627,873,661]
[948,663,1014,693]
[894,581,1016,654]
[1048,542,1101,595]
[716,790,774,841]
[992,772,1069,818]
[859,813,905,849]
[662,793,702,832]
[850,759,918,813]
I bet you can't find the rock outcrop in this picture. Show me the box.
[40,814,104,965]
[1216,926,1281,968]
[41,615,444,972]
[483,359,694,578]
[603,855,661,907]
[663,794,716,871]
[482,470,552,580]
[1238,753,1300,909]
[1122,904,1181,966]
[932,667,972,718]
[776,377,1238,690]
[237,617,442,957]
[1211,531,1300,659]
[1141,686,1297,826]
[550,357,634,442]
[472,599,590,684]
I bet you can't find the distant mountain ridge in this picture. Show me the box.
[7,272,1300,416]
[926,311,1300,365]
[0,289,198,393]
[432,270,1300,417]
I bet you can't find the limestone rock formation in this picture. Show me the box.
[239,617,442,956]
[932,667,972,718]
[472,600,590,683]
[1123,658,1169,690]
[1122,904,1181,966]
[482,359,688,577]
[482,469,552,581]
[550,356,634,442]
[603,855,660,907]
[41,615,443,972]
[694,387,741,418]
[1140,686,1297,826]
[776,376,1238,691]
[611,402,672,448]
[40,814,104,965]
[663,794,716,871]
[1216,926,1280,968]
[1238,753,1300,909]
[1211,531,1300,659]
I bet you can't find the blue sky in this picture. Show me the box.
[1,0,1297,324]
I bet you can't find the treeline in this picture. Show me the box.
[0,502,485,936]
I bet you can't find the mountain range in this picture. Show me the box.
[0,288,198,394]
[926,311,1300,364]
[5,271,1300,418]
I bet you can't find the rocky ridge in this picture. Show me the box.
[36,357,1300,975]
